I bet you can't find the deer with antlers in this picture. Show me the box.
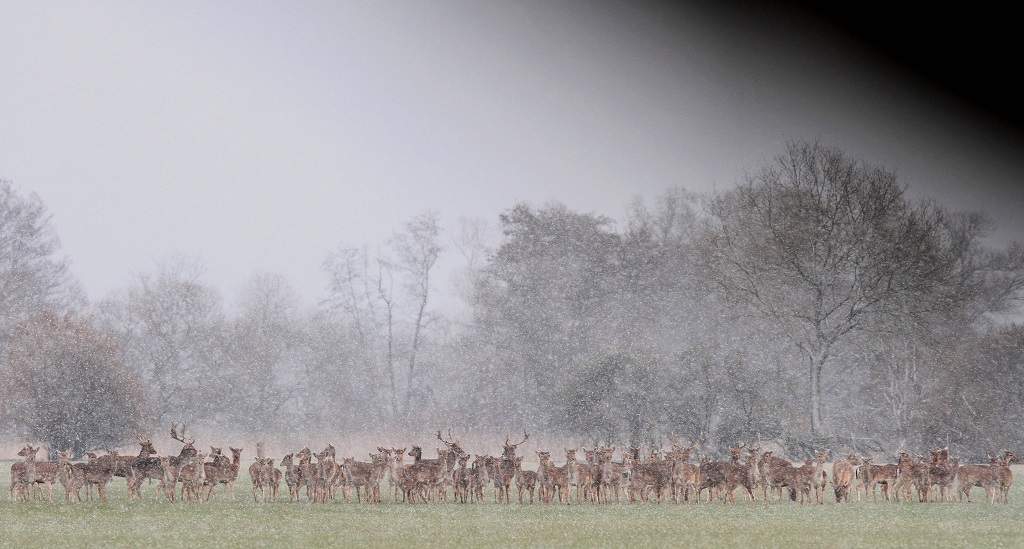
[128,422,197,502]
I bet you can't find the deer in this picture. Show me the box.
[564,448,590,504]
[957,457,997,503]
[179,452,206,503]
[159,456,177,502]
[668,445,700,504]
[249,457,268,503]
[204,446,243,500]
[340,456,377,503]
[10,445,38,502]
[536,451,571,504]
[80,452,114,502]
[625,452,674,503]
[128,422,197,501]
[923,447,958,502]
[831,453,860,503]
[263,458,280,502]
[453,454,471,503]
[597,446,627,504]
[993,450,1018,503]
[469,454,492,503]
[279,453,303,502]
[56,450,85,502]
[511,456,536,504]
[864,458,899,502]
[758,450,796,503]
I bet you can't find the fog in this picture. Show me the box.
[2,2,1023,463]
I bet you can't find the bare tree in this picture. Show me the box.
[698,140,1024,434]
[94,257,225,422]
[323,211,443,418]
[0,180,83,343]
[388,211,443,414]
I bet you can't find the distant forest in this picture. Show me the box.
[2,140,1023,460]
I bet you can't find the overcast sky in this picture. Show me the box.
[2,1,1022,309]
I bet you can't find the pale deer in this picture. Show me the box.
[159,456,177,502]
[10,445,38,502]
[56,450,85,502]
[831,453,860,503]
[180,452,207,503]
[669,446,700,504]
[597,447,627,504]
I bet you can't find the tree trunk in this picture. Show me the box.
[809,353,825,435]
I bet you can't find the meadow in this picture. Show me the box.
[2,461,1023,548]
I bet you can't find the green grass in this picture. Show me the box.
[3,461,1023,548]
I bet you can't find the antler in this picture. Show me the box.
[170,421,194,444]
[509,430,529,447]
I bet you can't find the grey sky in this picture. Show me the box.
[2,1,1021,308]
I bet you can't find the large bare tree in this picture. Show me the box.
[0,180,83,343]
[698,141,1024,434]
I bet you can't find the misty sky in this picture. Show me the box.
[2,1,1022,308]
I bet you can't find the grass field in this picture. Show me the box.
[3,461,1023,548]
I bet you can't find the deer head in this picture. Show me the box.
[502,430,530,459]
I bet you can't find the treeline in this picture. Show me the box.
[2,141,1023,460]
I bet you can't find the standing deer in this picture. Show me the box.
[957,457,996,503]
[10,445,38,502]
[204,447,243,500]
[831,453,860,503]
[993,450,1018,503]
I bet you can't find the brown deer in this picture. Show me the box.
[536,451,571,504]
[280,453,303,502]
[892,451,914,502]
[864,458,899,502]
[493,455,519,504]
[249,457,268,503]
[669,446,700,504]
[957,458,996,503]
[79,452,114,502]
[625,453,674,503]
[926,447,958,502]
[341,456,377,503]
[453,454,471,503]
[759,450,796,503]
[128,423,197,501]
[831,453,860,503]
[597,447,627,503]
[993,450,1018,503]
[204,446,242,500]
[514,456,538,504]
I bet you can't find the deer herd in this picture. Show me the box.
[7,426,1020,507]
